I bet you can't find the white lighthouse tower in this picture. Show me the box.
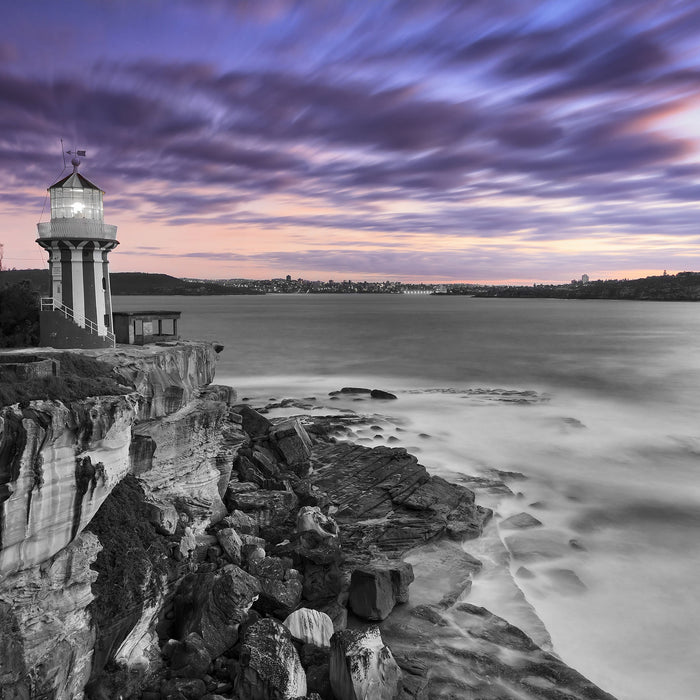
[36,155,118,348]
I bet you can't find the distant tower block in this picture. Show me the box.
[36,157,119,348]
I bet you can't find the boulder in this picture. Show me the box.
[500,512,543,530]
[330,627,402,700]
[283,608,334,648]
[279,530,343,605]
[233,454,266,486]
[300,643,332,698]
[174,565,260,657]
[250,557,303,618]
[296,506,339,539]
[235,618,307,699]
[348,560,414,621]
[270,418,313,472]
[250,446,282,478]
[169,632,212,678]
[370,389,397,400]
[235,405,272,438]
[216,528,243,565]
[227,489,298,530]
[221,509,259,536]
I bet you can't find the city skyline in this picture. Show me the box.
[1,1,699,284]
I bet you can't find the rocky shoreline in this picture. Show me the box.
[0,342,616,699]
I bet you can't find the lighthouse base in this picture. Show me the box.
[40,310,114,349]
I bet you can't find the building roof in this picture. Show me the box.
[112,311,182,318]
[48,171,103,191]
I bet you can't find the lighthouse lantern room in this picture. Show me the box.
[36,155,119,348]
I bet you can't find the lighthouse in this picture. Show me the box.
[36,155,118,348]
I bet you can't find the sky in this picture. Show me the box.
[1,0,699,284]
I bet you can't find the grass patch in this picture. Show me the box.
[0,352,134,407]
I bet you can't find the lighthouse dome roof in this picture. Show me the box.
[49,171,103,192]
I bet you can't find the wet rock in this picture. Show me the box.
[370,389,397,400]
[235,618,307,699]
[216,528,243,565]
[270,418,313,472]
[311,443,485,561]
[329,627,402,700]
[169,632,212,678]
[297,506,339,539]
[283,608,334,648]
[348,560,414,620]
[503,530,572,562]
[411,604,449,626]
[174,565,260,657]
[234,405,272,438]
[546,568,587,593]
[500,512,543,530]
[330,387,372,395]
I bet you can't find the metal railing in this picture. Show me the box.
[41,297,115,346]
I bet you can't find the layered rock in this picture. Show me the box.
[310,442,490,561]
[235,618,307,699]
[329,627,402,700]
[0,532,100,699]
[0,395,138,575]
[87,341,219,420]
[131,397,236,531]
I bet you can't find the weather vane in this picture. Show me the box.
[60,138,87,171]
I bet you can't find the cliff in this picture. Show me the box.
[0,342,616,700]
[0,341,234,698]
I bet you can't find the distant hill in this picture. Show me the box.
[472,272,700,301]
[0,270,262,295]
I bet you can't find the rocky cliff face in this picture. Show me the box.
[0,341,229,700]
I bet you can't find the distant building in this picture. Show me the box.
[36,156,118,348]
[581,274,589,284]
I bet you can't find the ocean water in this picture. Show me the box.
[115,294,700,700]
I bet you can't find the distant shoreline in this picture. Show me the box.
[2,268,699,301]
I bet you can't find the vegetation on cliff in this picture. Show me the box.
[0,280,39,347]
[0,352,134,407]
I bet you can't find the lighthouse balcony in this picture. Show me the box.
[37,219,118,241]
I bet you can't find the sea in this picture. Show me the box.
[114,293,700,700]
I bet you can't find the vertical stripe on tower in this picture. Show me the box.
[60,243,73,312]
[71,244,86,326]
[83,242,97,330]
[102,252,112,330]
[92,244,106,334]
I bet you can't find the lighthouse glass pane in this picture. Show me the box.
[51,188,104,220]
